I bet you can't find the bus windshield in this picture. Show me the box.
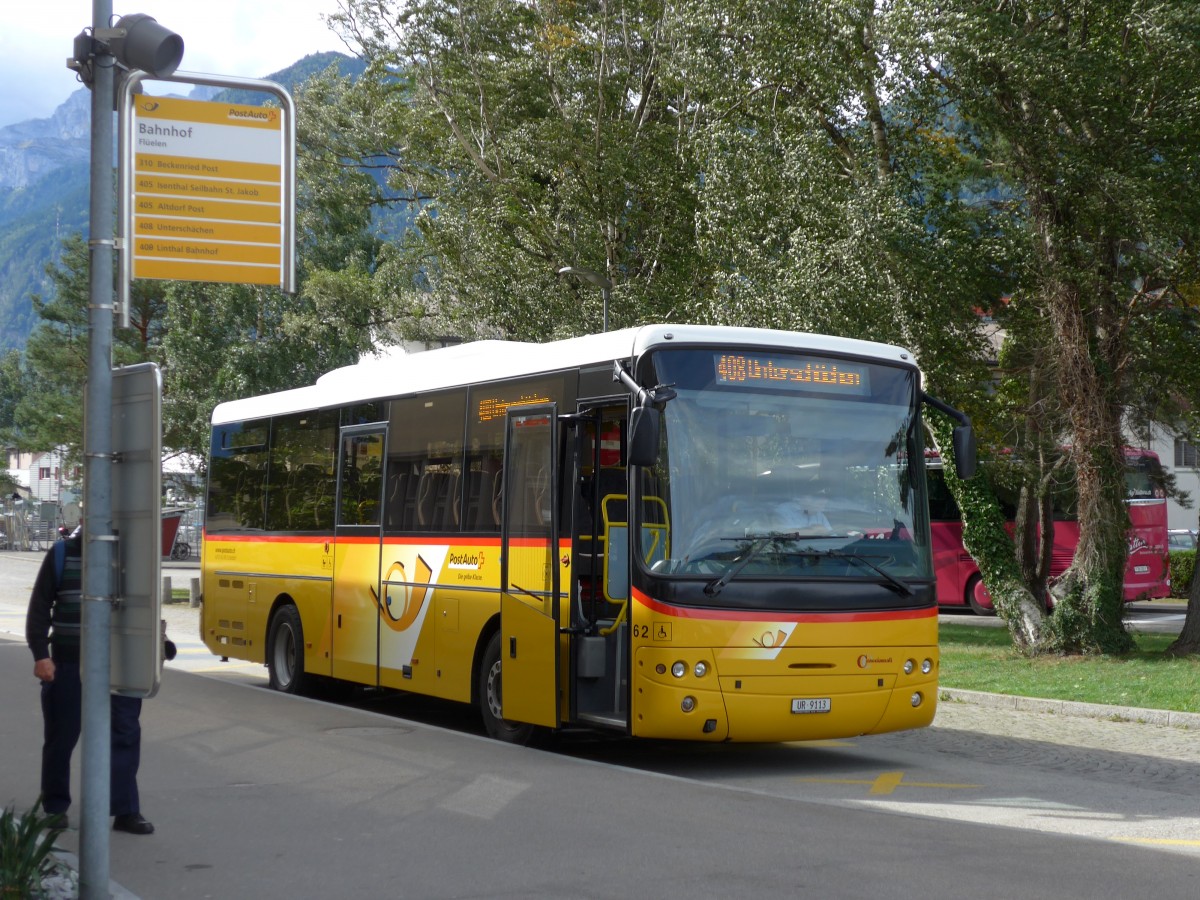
[640,348,932,588]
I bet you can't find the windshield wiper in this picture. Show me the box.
[701,533,896,597]
[802,548,914,597]
[702,531,842,596]
[703,533,789,596]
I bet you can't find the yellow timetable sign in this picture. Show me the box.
[131,95,284,286]
[135,197,281,224]
[134,257,281,286]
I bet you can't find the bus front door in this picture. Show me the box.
[499,405,561,729]
[332,425,387,686]
[569,405,632,730]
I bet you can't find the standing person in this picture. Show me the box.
[25,528,155,835]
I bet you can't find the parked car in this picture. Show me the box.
[1168,529,1197,551]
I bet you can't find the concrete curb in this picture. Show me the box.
[941,687,1200,729]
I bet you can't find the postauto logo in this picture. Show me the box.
[857,654,893,669]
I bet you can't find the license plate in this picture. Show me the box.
[791,698,831,714]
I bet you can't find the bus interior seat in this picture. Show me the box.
[430,471,459,530]
[416,471,439,527]
[385,472,407,530]
[491,471,504,528]
[395,465,422,530]
[464,469,497,531]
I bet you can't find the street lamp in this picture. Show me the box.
[557,265,612,333]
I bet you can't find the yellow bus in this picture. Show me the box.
[201,324,975,742]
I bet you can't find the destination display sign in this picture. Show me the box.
[130,94,285,286]
[713,352,871,395]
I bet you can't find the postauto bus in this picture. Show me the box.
[201,324,975,742]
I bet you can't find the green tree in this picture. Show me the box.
[327,0,704,340]
[10,234,167,461]
[0,349,28,445]
[904,0,1200,653]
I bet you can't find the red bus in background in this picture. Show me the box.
[929,448,1170,615]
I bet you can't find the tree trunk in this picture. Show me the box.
[1166,549,1200,656]
[1041,277,1133,654]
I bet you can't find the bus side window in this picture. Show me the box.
[387,390,466,533]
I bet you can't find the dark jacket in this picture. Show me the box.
[26,534,83,664]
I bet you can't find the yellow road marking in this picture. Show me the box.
[797,770,982,795]
[1114,837,1200,847]
[870,771,906,794]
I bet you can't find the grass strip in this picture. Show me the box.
[939,623,1200,713]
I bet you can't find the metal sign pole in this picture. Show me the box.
[80,0,116,893]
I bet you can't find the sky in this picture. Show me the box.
[0,1,352,128]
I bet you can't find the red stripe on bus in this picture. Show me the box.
[633,589,937,623]
[204,534,567,549]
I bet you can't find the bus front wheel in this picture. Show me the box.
[268,605,311,695]
[966,574,996,617]
[477,632,534,745]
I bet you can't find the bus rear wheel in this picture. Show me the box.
[965,574,996,617]
[478,632,534,744]
[268,605,311,695]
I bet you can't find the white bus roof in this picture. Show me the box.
[211,324,917,425]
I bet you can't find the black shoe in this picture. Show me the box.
[44,812,68,831]
[112,813,154,835]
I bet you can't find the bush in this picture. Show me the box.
[0,800,62,898]
[1170,550,1196,598]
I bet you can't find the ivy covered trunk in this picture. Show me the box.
[1040,277,1133,655]
[928,415,1043,653]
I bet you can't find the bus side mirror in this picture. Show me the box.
[628,406,660,467]
[953,425,977,480]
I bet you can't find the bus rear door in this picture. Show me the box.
[499,405,562,728]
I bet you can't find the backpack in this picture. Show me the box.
[53,538,66,584]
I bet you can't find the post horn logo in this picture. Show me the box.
[752,629,788,648]
[370,556,433,632]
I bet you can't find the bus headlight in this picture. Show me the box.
[911,692,924,708]
[693,661,709,678]
[671,661,687,678]
[903,659,915,675]
[681,696,697,712]
[921,658,933,675]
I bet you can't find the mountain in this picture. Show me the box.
[0,52,365,354]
